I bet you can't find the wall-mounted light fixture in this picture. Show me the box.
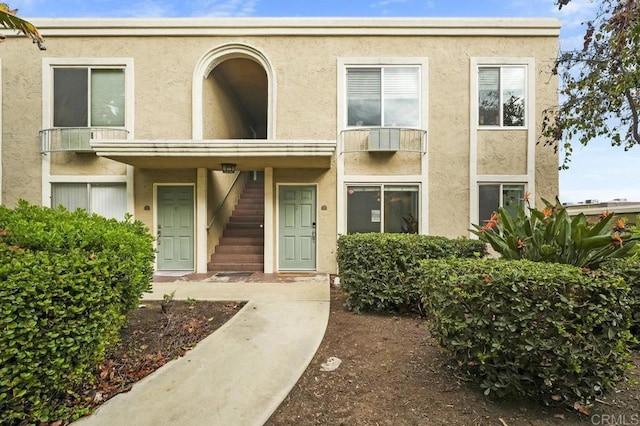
[221,163,237,174]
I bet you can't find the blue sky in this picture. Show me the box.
[12,0,640,204]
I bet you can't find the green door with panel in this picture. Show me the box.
[157,186,194,271]
[279,186,316,271]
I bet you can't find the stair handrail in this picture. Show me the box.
[207,171,243,230]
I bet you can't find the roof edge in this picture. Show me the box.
[6,17,561,37]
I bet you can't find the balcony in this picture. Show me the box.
[40,128,130,153]
[340,127,427,154]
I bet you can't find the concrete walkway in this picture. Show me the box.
[75,274,330,426]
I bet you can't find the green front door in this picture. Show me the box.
[279,186,316,271]
[157,186,194,271]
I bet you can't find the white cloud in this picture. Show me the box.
[195,0,259,17]
[371,0,407,7]
[554,0,599,29]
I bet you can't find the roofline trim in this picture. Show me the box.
[3,17,561,37]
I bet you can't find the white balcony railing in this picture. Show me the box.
[39,127,129,153]
[340,127,427,154]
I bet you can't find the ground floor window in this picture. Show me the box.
[346,184,419,234]
[478,183,525,223]
[52,183,127,219]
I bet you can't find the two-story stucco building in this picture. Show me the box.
[0,17,560,275]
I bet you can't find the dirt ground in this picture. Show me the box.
[266,286,640,425]
[72,285,640,425]
[74,300,244,414]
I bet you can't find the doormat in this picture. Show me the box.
[215,272,253,277]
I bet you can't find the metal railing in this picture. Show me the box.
[39,127,129,153]
[340,127,427,154]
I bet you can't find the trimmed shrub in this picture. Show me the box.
[336,233,485,312]
[420,258,633,403]
[600,256,640,336]
[0,201,155,424]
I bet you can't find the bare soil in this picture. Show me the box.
[75,300,244,413]
[267,286,640,425]
[71,286,640,425]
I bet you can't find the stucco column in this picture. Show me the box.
[196,168,208,273]
[264,167,274,273]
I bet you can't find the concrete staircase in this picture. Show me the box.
[208,177,264,272]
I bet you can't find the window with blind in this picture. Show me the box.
[53,67,125,128]
[478,66,526,127]
[346,66,420,127]
[52,183,127,219]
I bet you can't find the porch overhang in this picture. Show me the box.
[90,139,336,169]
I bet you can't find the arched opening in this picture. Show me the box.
[193,43,274,140]
[204,58,267,139]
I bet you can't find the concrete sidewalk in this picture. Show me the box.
[74,275,330,426]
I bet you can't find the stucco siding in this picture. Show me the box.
[0,18,559,272]
[477,131,528,176]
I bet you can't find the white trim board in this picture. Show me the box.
[15,17,561,37]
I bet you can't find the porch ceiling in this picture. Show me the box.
[90,139,336,169]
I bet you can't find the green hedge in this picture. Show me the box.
[600,256,640,336]
[420,258,633,403]
[336,233,485,312]
[0,201,155,424]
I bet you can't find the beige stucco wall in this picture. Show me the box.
[203,75,253,140]
[345,152,422,176]
[477,131,528,176]
[50,152,128,175]
[133,168,198,229]
[0,20,559,272]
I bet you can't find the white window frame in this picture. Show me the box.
[43,58,134,132]
[51,66,127,129]
[41,58,135,209]
[477,182,527,224]
[338,58,428,131]
[473,61,531,130]
[345,182,421,234]
[51,181,128,219]
[345,65,421,129]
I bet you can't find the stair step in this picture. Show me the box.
[210,253,263,263]
[232,208,264,216]
[229,215,264,223]
[218,237,264,245]
[208,176,266,272]
[225,222,263,229]
[207,262,264,272]
[237,200,264,207]
[214,245,264,254]
[223,228,264,238]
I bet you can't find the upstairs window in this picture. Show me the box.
[347,66,420,127]
[478,66,526,127]
[53,67,125,128]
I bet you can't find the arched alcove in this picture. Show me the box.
[192,43,276,140]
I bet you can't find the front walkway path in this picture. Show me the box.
[74,274,330,426]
